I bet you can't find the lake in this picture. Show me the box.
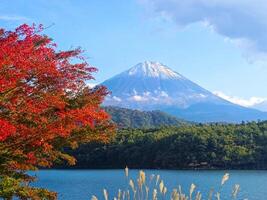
[30,170,267,200]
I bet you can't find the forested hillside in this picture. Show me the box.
[64,121,267,169]
[104,106,187,128]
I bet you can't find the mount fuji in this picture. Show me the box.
[101,61,267,123]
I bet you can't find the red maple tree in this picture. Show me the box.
[0,24,114,199]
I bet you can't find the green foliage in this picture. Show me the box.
[104,106,187,128]
[65,121,267,169]
[0,175,57,200]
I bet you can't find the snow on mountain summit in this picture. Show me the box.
[102,61,223,110]
[101,61,267,122]
[126,61,183,79]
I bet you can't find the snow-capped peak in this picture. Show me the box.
[127,61,183,79]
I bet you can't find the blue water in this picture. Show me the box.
[30,170,267,200]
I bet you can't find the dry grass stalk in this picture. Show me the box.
[91,195,98,200]
[137,178,142,190]
[208,189,214,200]
[139,170,146,186]
[125,166,129,178]
[178,185,182,196]
[150,174,155,183]
[159,180,164,193]
[133,190,137,200]
[195,191,202,200]
[103,189,108,200]
[232,184,240,199]
[91,169,243,200]
[171,189,179,200]
[163,186,167,195]
[216,192,220,200]
[145,186,149,200]
[126,190,130,200]
[129,179,135,192]
[122,191,125,200]
[221,173,230,186]
[152,189,157,200]
[156,175,160,186]
[189,183,196,200]
[117,189,121,200]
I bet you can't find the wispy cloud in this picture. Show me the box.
[0,15,30,21]
[139,0,267,60]
[213,91,266,107]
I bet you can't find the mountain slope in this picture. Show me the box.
[163,103,267,122]
[101,61,267,123]
[252,100,267,112]
[103,61,228,109]
[104,106,187,128]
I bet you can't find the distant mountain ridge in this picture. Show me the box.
[101,61,267,123]
[104,106,187,128]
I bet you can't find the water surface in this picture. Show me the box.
[31,170,267,200]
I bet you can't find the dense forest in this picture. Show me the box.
[104,106,187,128]
[63,121,267,169]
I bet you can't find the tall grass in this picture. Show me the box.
[91,167,244,200]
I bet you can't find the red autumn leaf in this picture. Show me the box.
[0,24,115,198]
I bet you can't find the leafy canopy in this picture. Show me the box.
[0,24,114,199]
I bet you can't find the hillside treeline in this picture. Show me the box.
[64,121,267,169]
[104,106,186,128]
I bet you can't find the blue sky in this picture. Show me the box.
[1,0,267,106]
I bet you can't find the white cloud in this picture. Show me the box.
[159,91,168,97]
[87,83,97,88]
[139,0,267,58]
[127,90,171,102]
[199,94,207,98]
[143,91,151,96]
[132,89,137,95]
[213,91,266,107]
[0,15,29,21]
[128,95,149,102]
[112,96,122,102]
